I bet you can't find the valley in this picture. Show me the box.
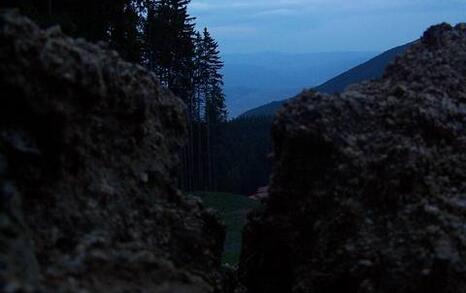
[1,1,465,293]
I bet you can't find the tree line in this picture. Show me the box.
[6,0,227,191]
[214,116,273,195]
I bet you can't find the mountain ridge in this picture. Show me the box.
[239,43,411,118]
[223,51,378,117]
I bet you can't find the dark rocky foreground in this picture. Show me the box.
[0,11,225,292]
[239,23,466,293]
[1,10,466,293]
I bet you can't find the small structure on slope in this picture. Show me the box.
[249,186,269,201]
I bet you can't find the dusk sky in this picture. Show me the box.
[191,0,466,54]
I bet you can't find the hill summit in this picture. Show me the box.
[239,23,466,293]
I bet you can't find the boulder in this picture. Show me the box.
[239,23,466,293]
[0,11,225,292]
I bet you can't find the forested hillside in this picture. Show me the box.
[214,116,273,195]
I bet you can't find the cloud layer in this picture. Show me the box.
[191,0,466,53]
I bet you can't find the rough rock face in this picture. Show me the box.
[239,23,466,293]
[0,11,224,292]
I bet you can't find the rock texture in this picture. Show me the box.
[239,23,466,293]
[0,11,224,292]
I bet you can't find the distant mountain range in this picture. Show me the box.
[239,43,411,118]
[223,51,378,117]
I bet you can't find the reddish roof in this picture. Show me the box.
[250,186,269,200]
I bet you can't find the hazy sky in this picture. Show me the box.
[191,0,466,54]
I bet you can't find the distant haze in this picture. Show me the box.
[222,51,377,116]
[191,0,465,54]
[191,0,465,117]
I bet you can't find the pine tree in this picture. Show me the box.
[193,31,206,190]
[145,0,196,104]
[8,0,143,63]
[107,1,144,63]
[144,0,199,190]
[202,28,227,124]
[193,31,207,121]
[199,28,227,189]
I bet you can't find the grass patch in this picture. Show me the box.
[193,192,261,265]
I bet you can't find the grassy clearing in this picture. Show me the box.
[193,192,261,265]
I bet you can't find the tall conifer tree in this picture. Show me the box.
[202,28,227,124]
[145,0,196,105]
[199,28,227,189]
